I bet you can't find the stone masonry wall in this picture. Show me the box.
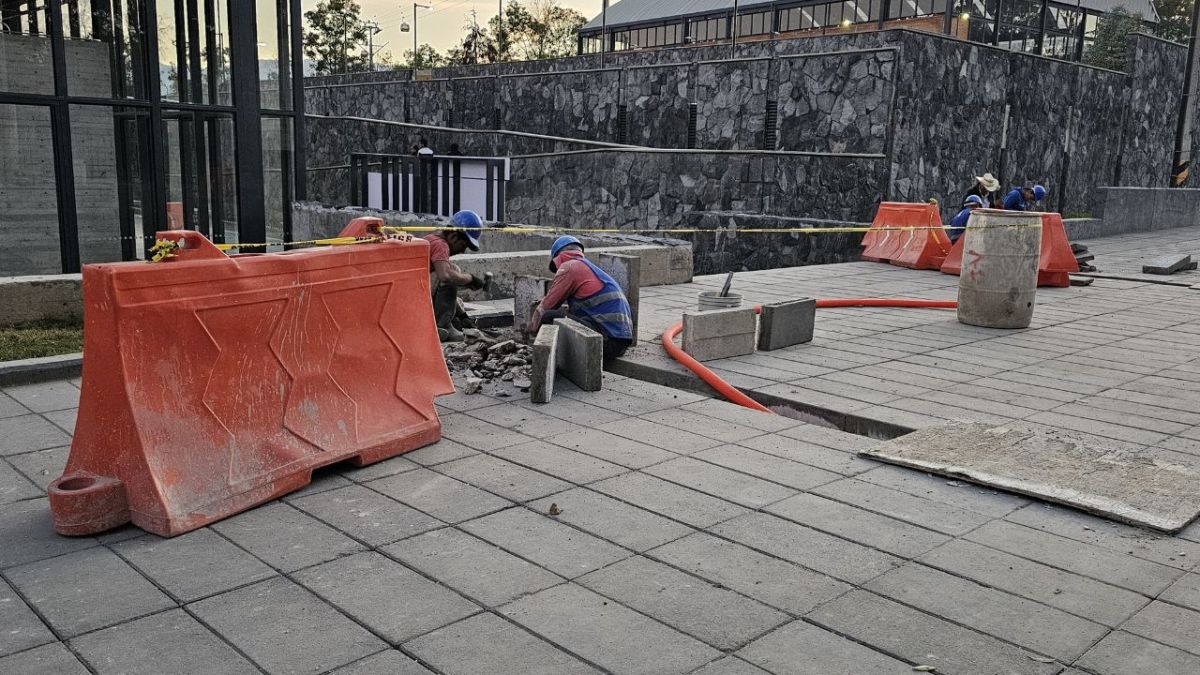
[775,48,896,154]
[622,64,692,149]
[1120,34,1185,190]
[693,58,771,150]
[499,69,621,142]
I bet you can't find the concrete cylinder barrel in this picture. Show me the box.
[956,210,1042,329]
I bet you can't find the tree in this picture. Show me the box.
[446,1,586,65]
[400,44,447,70]
[1154,0,1194,43]
[1084,7,1144,70]
[304,0,370,75]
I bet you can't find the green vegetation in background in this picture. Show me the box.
[0,320,84,362]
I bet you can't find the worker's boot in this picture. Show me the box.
[438,326,464,343]
[432,283,460,342]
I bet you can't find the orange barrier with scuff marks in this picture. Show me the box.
[49,228,453,537]
[861,202,943,265]
[941,212,1077,287]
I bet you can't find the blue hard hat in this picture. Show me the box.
[1032,185,1047,201]
[450,210,482,251]
[550,235,583,259]
[963,195,984,208]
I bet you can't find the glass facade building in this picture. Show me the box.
[0,1,306,275]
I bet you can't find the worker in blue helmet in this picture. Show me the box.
[947,194,984,243]
[526,235,634,362]
[426,210,486,342]
[1002,184,1047,211]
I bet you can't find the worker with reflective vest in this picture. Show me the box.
[527,236,634,362]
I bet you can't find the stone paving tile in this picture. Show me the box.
[0,391,29,419]
[711,513,901,586]
[383,528,562,607]
[578,556,789,650]
[644,457,797,509]
[288,484,443,547]
[500,583,721,675]
[767,493,950,558]
[461,507,629,579]
[4,381,80,413]
[493,441,627,485]
[294,551,479,645]
[5,446,68,491]
[591,472,749,529]
[639,408,768,444]
[1004,503,1200,570]
[6,547,174,637]
[367,468,512,524]
[210,501,364,573]
[464,403,573,439]
[965,520,1183,595]
[406,612,601,675]
[648,532,849,616]
[1161,572,1200,613]
[69,608,259,675]
[434,390,506,413]
[1075,630,1200,674]
[736,619,910,674]
[679,398,802,433]
[529,488,692,552]
[811,477,994,536]
[0,414,72,456]
[0,458,40,505]
[283,471,353,500]
[440,413,532,451]
[690,656,770,675]
[42,408,76,435]
[866,562,1107,661]
[513,396,628,426]
[853,465,1028,518]
[434,454,571,503]
[1120,600,1200,656]
[1026,410,1169,446]
[328,650,433,675]
[595,416,724,454]
[0,499,97,569]
[0,577,54,657]
[336,455,421,483]
[557,387,686,416]
[920,538,1148,627]
[112,528,275,603]
[190,576,387,675]
[692,445,841,491]
[400,439,479,467]
[544,428,677,468]
[0,642,89,675]
[603,376,709,405]
[736,434,877,477]
[809,590,1061,675]
[752,384,873,415]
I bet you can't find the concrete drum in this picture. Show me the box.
[956,210,1042,329]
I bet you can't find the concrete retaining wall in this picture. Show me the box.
[1092,187,1200,237]
[0,275,84,328]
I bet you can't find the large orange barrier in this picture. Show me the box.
[861,202,945,268]
[941,212,1077,287]
[49,224,454,537]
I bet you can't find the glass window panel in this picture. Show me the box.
[829,3,844,24]
[868,0,882,21]
[931,0,948,14]
[71,104,139,263]
[842,2,858,24]
[888,0,903,19]
[0,104,61,274]
[916,0,935,16]
[968,15,995,42]
[60,1,150,100]
[257,0,291,110]
[204,113,237,244]
[261,116,292,246]
[0,1,55,94]
[157,0,182,101]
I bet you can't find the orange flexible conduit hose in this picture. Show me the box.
[660,298,958,414]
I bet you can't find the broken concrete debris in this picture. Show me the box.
[1143,253,1192,275]
[441,328,533,394]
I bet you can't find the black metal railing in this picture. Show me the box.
[349,153,509,221]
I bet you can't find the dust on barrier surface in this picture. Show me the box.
[859,421,1200,533]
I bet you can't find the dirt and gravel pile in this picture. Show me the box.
[441,328,532,394]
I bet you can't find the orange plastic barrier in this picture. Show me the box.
[941,212,1077,287]
[861,202,943,266]
[49,226,453,537]
[166,201,184,229]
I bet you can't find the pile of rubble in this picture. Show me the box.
[441,328,533,394]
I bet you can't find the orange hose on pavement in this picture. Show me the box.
[660,298,957,414]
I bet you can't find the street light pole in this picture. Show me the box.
[730,0,739,59]
[413,3,430,67]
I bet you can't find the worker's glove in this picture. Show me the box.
[467,274,487,291]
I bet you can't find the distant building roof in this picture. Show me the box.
[581,0,1158,32]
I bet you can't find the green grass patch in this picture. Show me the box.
[0,319,84,362]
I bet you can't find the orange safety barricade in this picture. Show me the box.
[49,225,454,537]
[941,212,1076,286]
[166,201,184,229]
[861,202,942,265]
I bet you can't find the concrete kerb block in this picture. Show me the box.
[595,252,641,347]
[757,298,816,351]
[514,276,550,331]
[531,324,559,404]
[553,319,603,391]
[682,307,756,362]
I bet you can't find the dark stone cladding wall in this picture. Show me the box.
[622,64,691,148]
[1121,34,1185,190]
[680,211,865,274]
[694,58,771,150]
[503,150,887,231]
[775,48,896,154]
[498,68,621,141]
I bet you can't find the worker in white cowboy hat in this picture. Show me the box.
[964,172,1002,208]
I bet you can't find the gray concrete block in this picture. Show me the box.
[579,556,789,650]
[531,324,558,403]
[461,507,628,578]
[6,547,174,637]
[384,527,562,607]
[69,608,260,675]
[111,528,275,603]
[554,318,603,391]
[367,468,512,523]
[210,502,364,573]
[289,484,443,546]
[0,643,88,675]
[0,275,82,328]
[757,298,815,351]
[595,252,641,346]
[501,584,721,674]
[738,619,910,674]
[513,275,549,330]
[683,307,756,361]
[530,487,693,551]
[1143,253,1192,274]
[407,612,602,675]
[190,577,387,674]
[0,578,53,657]
[294,551,478,645]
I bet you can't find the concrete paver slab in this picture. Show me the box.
[854,464,1029,517]
[766,493,950,558]
[5,446,68,491]
[736,620,910,674]
[0,414,71,456]
[189,577,386,674]
[0,578,54,657]
[209,502,364,573]
[407,612,601,675]
[367,469,512,523]
[692,445,841,491]
[529,487,693,551]
[4,381,80,413]
[0,457,40,505]
[1161,572,1200,613]
[0,642,88,675]
[811,477,994,535]
[493,441,627,485]
[543,428,677,468]
[1120,600,1200,657]
[1076,630,1200,675]
[595,416,723,454]
[644,457,797,509]
[399,439,479,467]
[328,650,433,675]
[461,507,629,579]
[737,434,877,476]
[69,608,259,675]
[591,472,749,529]
[290,484,443,547]
[0,498,97,569]
[112,528,275,603]
[434,454,571,502]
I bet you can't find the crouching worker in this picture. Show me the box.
[526,236,634,362]
[427,210,487,342]
[947,195,984,243]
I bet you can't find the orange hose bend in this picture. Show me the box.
[660,298,957,414]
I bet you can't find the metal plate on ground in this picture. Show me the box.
[860,421,1200,532]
